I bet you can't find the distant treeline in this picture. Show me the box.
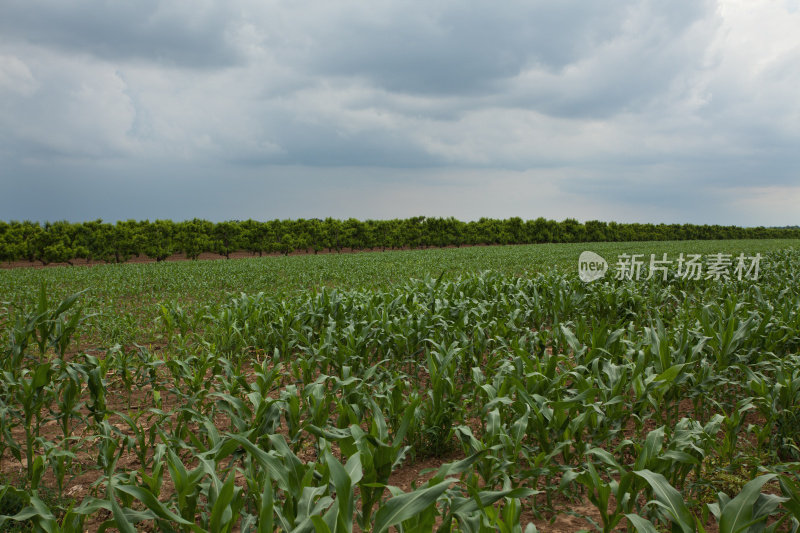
[1,217,798,265]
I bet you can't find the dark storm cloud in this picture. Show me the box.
[0,0,240,68]
[294,0,714,104]
[297,2,624,95]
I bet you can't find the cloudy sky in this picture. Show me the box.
[1,0,798,225]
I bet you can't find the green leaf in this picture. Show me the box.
[32,362,52,389]
[209,472,237,532]
[345,452,363,486]
[324,447,356,531]
[111,494,137,533]
[634,469,694,533]
[372,478,454,532]
[450,487,537,516]
[311,515,333,533]
[654,364,686,384]
[51,290,86,319]
[719,474,776,533]
[258,472,274,533]
[778,475,800,520]
[634,427,665,471]
[586,447,624,472]
[215,433,290,490]
[432,450,488,480]
[625,514,660,532]
[114,485,197,529]
[2,493,56,527]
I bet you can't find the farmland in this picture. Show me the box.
[1,239,799,531]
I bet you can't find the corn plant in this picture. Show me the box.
[0,483,102,533]
[3,361,54,486]
[0,400,18,470]
[309,398,418,528]
[83,354,108,426]
[777,472,800,531]
[51,359,86,445]
[628,471,796,533]
[420,339,464,455]
[4,285,86,366]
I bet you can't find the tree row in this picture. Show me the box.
[1,217,797,265]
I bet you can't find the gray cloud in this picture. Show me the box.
[293,2,629,96]
[0,0,798,225]
[0,0,241,68]
[287,0,717,114]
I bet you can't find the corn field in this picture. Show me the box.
[1,244,799,531]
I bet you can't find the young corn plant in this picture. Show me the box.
[709,397,756,470]
[309,398,419,529]
[628,471,793,533]
[0,483,102,533]
[52,358,86,445]
[420,339,466,456]
[778,472,800,531]
[4,361,54,486]
[0,401,19,471]
[6,284,87,364]
[83,354,108,427]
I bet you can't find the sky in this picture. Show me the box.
[1,0,799,226]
